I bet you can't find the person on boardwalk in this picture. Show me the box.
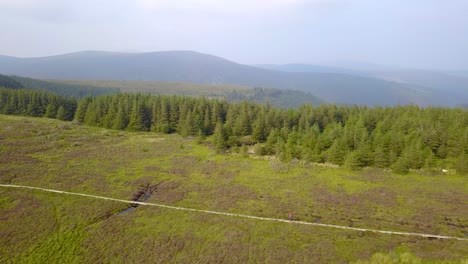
[289,211,293,221]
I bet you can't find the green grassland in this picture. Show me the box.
[0,114,467,263]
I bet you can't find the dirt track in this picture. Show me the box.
[1,184,467,241]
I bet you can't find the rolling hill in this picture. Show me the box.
[0,50,461,106]
[255,63,368,76]
[1,74,120,97]
[371,70,468,106]
[260,64,468,107]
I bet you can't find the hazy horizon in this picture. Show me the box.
[1,0,468,71]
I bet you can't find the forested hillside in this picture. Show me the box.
[46,79,324,108]
[0,74,23,89]
[0,74,324,108]
[7,75,120,98]
[1,87,466,174]
[0,51,447,106]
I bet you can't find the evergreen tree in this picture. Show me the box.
[127,100,146,131]
[326,140,346,165]
[26,94,41,117]
[56,106,67,121]
[235,102,251,136]
[113,105,128,130]
[252,113,267,142]
[344,151,362,170]
[103,99,118,128]
[264,129,280,155]
[374,146,389,168]
[213,121,227,152]
[392,157,409,174]
[74,97,91,123]
[179,111,195,137]
[168,97,179,132]
[4,93,18,114]
[44,103,57,118]
[196,129,206,144]
[155,99,170,133]
[285,131,300,160]
[203,108,212,135]
[83,102,99,126]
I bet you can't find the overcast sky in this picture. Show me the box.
[1,0,467,70]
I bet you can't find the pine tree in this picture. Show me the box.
[236,103,251,136]
[196,129,206,144]
[252,114,267,142]
[56,106,67,121]
[392,157,409,174]
[113,102,128,130]
[344,151,361,170]
[373,146,389,168]
[155,99,170,133]
[83,102,99,126]
[127,100,145,131]
[168,97,179,132]
[213,121,227,152]
[4,93,18,114]
[44,103,57,118]
[103,100,118,128]
[264,129,280,155]
[203,108,212,135]
[74,97,91,123]
[179,111,194,137]
[26,94,41,117]
[326,140,346,165]
[285,131,300,160]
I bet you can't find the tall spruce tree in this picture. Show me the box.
[213,121,227,152]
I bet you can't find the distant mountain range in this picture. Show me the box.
[256,63,468,107]
[1,50,467,106]
[255,64,368,76]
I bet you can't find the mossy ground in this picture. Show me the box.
[0,115,467,263]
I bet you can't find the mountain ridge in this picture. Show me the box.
[0,50,464,106]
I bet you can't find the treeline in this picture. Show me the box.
[0,88,76,120]
[68,94,468,174]
[1,88,467,174]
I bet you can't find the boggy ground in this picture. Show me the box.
[0,114,467,263]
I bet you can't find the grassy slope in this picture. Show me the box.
[0,115,467,263]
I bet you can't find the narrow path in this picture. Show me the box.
[1,184,467,241]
